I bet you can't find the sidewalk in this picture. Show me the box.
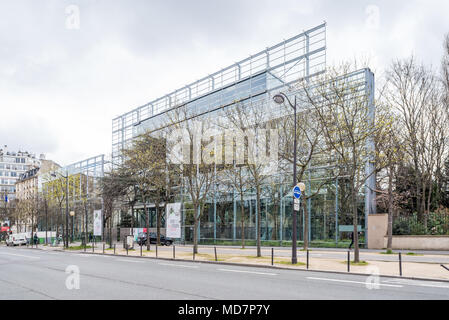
[27,241,449,281]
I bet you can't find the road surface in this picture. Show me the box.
[0,246,448,300]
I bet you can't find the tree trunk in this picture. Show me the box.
[240,192,245,249]
[110,206,114,248]
[130,203,134,236]
[156,204,161,246]
[387,167,394,251]
[351,178,360,263]
[303,197,309,251]
[144,201,150,251]
[45,200,48,245]
[426,179,432,232]
[193,204,199,254]
[256,184,262,257]
[60,206,64,246]
[84,201,88,246]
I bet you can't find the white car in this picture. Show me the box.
[6,234,27,246]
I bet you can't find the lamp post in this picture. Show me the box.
[273,92,299,264]
[51,170,69,249]
[70,211,75,243]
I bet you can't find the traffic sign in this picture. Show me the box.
[294,202,300,211]
[293,186,302,199]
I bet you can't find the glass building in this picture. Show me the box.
[112,23,376,245]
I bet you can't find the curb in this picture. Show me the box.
[25,247,449,284]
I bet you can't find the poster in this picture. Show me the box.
[166,203,181,239]
[93,210,102,236]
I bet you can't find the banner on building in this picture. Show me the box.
[93,210,102,236]
[166,203,181,239]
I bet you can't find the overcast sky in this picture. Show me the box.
[1,0,448,166]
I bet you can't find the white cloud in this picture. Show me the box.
[0,0,448,166]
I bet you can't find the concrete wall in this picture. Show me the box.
[368,213,449,250]
[383,236,449,250]
[367,214,388,249]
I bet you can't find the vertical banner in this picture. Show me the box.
[93,210,102,236]
[166,203,181,239]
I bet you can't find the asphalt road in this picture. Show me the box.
[1,246,449,300]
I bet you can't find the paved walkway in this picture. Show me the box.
[20,242,449,281]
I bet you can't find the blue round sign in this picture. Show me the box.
[293,186,302,199]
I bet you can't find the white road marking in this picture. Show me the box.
[218,268,277,276]
[159,263,199,269]
[307,277,403,288]
[383,279,449,289]
[0,252,41,259]
[115,259,144,263]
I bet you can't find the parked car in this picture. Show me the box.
[137,232,173,246]
[6,234,27,246]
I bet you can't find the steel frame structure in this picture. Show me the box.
[112,23,327,165]
[110,23,376,245]
[41,155,106,239]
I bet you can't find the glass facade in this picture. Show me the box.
[112,24,375,245]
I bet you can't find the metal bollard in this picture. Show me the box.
[173,245,176,260]
[103,243,105,254]
[347,251,351,272]
[126,244,128,256]
[156,244,158,258]
[92,242,94,253]
[215,246,218,262]
[114,244,116,255]
[193,246,195,260]
[399,252,403,276]
[140,243,142,256]
[271,248,274,266]
[307,250,309,270]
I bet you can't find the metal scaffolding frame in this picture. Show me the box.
[112,23,327,165]
[41,155,106,239]
[110,23,376,245]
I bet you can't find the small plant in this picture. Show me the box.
[406,252,423,256]
[341,260,369,266]
[67,245,92,250]
[276,260,306,266]
[351,261,369,266]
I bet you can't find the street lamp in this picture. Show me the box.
[51,170,69,249]
[273,92,299,264]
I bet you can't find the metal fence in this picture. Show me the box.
[393,212,449,235]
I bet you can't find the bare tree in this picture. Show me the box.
[121,134,166,251]
[277,94,332,250]
[387,57,447,226]
[375,109,405,251]
[224,100,278,257]
[300,65,381,262]
[99,170,128,247]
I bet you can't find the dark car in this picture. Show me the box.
[137,232,173,246]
